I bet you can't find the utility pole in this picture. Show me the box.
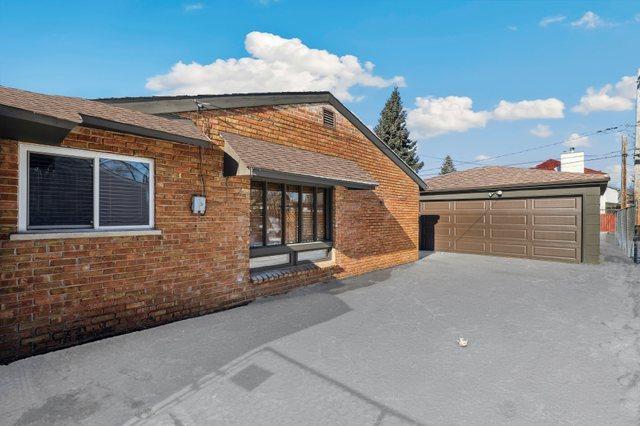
[634,68,640,263]
[621,134,628,209]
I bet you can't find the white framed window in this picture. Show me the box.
[18,143,154,232]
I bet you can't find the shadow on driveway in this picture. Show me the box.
[1,284,355,425]
[125,347,424,425]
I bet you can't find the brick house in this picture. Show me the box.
[0,87,426,361]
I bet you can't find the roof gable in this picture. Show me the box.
[97,92,428,191]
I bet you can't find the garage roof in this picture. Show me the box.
[221,132,378,189]
[0,86,211,147]
[423,166,609,193]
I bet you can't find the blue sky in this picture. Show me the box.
[1,0,638,184]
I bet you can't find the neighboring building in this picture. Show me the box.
[419,166,609,264]
[600,187,620,213]
[533,150,619,213]
[0,86,426,361]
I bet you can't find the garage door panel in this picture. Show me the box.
[490,243,528,256]
[532,246,577,261]
[533,215,577,226]
[454,200,486,210]
[490,199,527,210]
[422,196,582,263]
[533,230,578,243]
[533,198,578,209]
[423,201,451,211]
[455,215,486,224]
[490,228,527,239]
[454,240,486,253]
[454,227,486,238]
[490,214,527,225]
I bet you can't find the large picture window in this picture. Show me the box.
[250,182,264,247]
[19,143,154,232]
[250,181,331,248]
[266,183,283,245]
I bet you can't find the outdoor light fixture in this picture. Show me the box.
[488,190,503,198]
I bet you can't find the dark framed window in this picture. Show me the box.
[28,153,94,229]
[249,182,264,247]
[19,143,154,232]
[285,186,299,244]
[249,181,332,249]
[301,187,314,243]
[99,159,150,227]
[266,183,283,245]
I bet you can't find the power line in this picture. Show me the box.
[420,121,638,173]
[420,153,623,178]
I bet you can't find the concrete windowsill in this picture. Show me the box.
[10,229,162,241]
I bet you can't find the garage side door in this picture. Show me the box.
[419,197,582,263]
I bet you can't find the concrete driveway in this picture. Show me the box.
[1,236,638,425]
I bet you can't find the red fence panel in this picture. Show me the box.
[600,213,616,232]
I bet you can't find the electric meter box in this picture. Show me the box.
[191,195,206,215]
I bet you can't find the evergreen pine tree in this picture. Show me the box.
[374,87,423,172]
[440,155,456,175]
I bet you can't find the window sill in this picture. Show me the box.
[250,261,334,284]
[10,229,162,241]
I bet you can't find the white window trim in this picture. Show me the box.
[18,142,155,232]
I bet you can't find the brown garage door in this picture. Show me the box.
[419,197,582,263]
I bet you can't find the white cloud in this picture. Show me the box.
[407,96,565,139]
[604,163,622,188]
[406,96,490,138]
[614,75,637,99]
[507,25,518,31]
[146,31,405,102]
[183,2,204,11]
[564,133,591,148]
[530,124,552,138]
[571,11,611,29]
[493,98,565,120]
[539,15,566,27]
[475,154,491,161]
[572,75,635,114]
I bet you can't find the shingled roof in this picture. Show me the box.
[220,132,378,189]
[423,166,609,193]
[0,86,210,146]
[98,92,428,191]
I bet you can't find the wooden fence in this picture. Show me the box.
[600,213,616,232]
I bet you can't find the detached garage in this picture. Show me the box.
[420,166,609,263]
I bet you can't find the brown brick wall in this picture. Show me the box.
[0,102,418,361]
[182,103,419,278]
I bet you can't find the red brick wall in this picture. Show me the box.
[182,103,419,278]
[0,103,418,361]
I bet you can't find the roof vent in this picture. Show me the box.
[322,108,335,128]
